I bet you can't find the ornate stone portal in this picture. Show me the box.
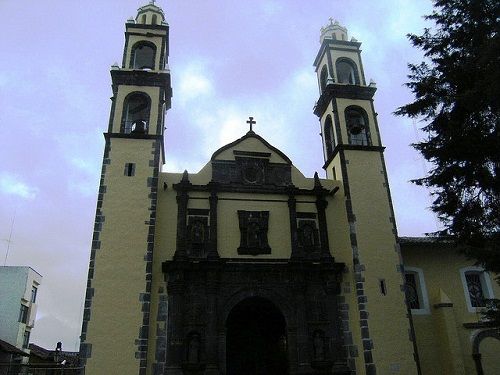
[162,259,349,375]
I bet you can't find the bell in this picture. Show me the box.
[349,124,362,135]
[132,120,146,133]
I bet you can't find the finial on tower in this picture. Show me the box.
[136,1,165,24]
[320,18,349,43]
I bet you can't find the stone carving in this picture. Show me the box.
[187,333,201,364]
[211,157,291,187]
[237,211,271,255]
[313,330,326,361]
[186,209,209,258]
[297,214,320,255]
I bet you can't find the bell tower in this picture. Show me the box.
[314,20,420,374]
[80,2,172,375]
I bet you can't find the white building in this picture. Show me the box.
[0,266,42,354]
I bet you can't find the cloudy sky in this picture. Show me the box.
[0,0,438,351]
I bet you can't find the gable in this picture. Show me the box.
[211,132,292,164]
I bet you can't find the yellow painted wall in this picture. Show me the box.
[480,337,500,375]
[343,149,417,374]
[85,138,157,375]
[402,245,500,375]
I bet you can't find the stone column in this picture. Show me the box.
[174,190,188,260]
[294,269,313,374]
[288,194,300,259]
[316,196,332,260]
[165,275,185,375]
[205,269,220,374]
[208,187,220,259]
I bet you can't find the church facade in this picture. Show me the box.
[79,3,500,375]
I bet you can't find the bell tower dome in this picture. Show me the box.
[135,1,166,26]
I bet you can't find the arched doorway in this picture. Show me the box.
[226,296,288,375]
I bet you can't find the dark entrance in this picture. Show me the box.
[226,297,288,375]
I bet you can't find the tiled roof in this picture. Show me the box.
[0,339,28,356]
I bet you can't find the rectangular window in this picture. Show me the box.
[460,267,494,312]
[31,286,37,303]
[379,279,387,296]
[19,305,29,324]
[405,273,421,310]
[124,163,136,177]
[22,330,30,349]
[465,272,486,308]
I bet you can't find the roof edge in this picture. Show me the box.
[210,131,292,165]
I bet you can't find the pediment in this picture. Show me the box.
[209,131,293,187]
[211,131,292,165]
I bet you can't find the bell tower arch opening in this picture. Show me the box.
[226,296,288,375]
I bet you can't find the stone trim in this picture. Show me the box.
[314,85,376,117]
[288,195,300,259]
[172,181,333,196]
[357,50,367,87]
[323,144,385,170]
[107,86,118,133]
[125,23,169,32]
[79,139,111,365]
[136,140,161,375]
[174,189,189,260]
[207,187,220,259]
[337,148,373,374]
[210,131,292,164]
[111,69,171,90]
[313,39,362,68]
[156,87,165,135]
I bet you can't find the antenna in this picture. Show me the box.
[3,208,17,266]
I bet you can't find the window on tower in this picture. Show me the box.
[320,65,328,92]
[345,107,370,146]
[130,42,156,70]
[324,115,335,158]
[122,92,151,134]
[336,58,359,84]
[152,14,157,25]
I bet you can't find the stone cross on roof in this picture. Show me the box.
[246,116,256,132]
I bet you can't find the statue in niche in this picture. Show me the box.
[302,223,315,247]
[313,331,325,361]
[187,333,201,364]
[237,210,270,255]
[247,221,261,247]
[297,218,319,252]
[191,220,204,244]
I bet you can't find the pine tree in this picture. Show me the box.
[395,0,500,277]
